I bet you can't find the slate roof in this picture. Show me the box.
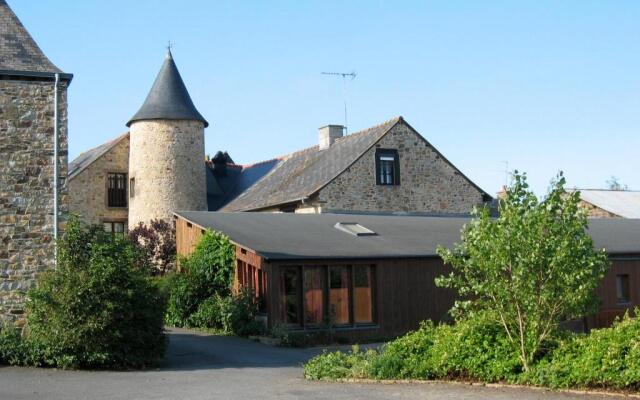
[0,1,70,79]
[127,50,208,127]
[220,118,402,211]
[175,211,640,261]
[575,189,640,219]
[68,133,129,179]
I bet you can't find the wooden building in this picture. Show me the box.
[175,212,640,338]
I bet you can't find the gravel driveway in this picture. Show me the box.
[0,328,617,400]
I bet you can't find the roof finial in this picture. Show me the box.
[166,40,174,59]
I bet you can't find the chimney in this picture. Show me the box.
[318,125,344,150]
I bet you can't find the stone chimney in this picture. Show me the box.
[318,125,344,150]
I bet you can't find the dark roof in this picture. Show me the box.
[220,118,401,211]
[206,159,280,211]
[127,50,208,127]
[0,1,71,80]
[175,212,640,261]
[68,133,129,179]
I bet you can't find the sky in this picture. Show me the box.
[11,0,640,195]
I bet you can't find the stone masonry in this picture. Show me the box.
[0,78,68,324]
[128,120,207,226]
[314,122,485,214]
[69,134,129,226]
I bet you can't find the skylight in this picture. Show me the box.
[334,222,377,237]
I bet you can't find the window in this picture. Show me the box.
[334,222,376,237]
[103,221,126,235]
[354,265,374,324]
[280,268,301,325]
[616,274,630,304]
[276,265,376,329]
[129,177,135,198]
[107,173,127,207]
[304,267,325,325]
[375,149,400,185]
[329,266,352,325]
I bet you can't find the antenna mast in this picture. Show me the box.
[321,71,356,134]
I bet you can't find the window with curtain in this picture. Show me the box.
[304,266,325,325]
[375,149,400,186]
[329,266,351,325]
[354,265,374,324]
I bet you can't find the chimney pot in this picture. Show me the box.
[318,125,344,150]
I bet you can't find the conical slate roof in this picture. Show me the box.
[0,0,63,74]
[127,50,208,127]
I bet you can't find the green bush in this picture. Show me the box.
[218,288,264,336]
[187,295,225,329]
[305,313,522,382]
[23,217,166,369]
[304,345,377,380]
[165,230,234,327]
[523,311,640,390]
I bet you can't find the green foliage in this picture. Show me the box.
[523,310,640,390]
[187,295,225,329]
[305,314,521,382]
[436,172,610,370]
[23,216,166,369]
[304,345,377,380]
[217,288,264,336]
[165,230,235,327]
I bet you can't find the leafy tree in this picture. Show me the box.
[25,216,166,369]
[606,176,628,191]
[165,229,235,327]
[436,172,610,371]
[128,219,176,275]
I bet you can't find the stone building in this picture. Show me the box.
[69,50,209,229]
[571,189,640,219]
[0,0,71,323]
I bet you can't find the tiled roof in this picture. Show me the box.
[68,133,129,179]
[220,117,401,211]
[575,189,640,218]
[0,0,62,74]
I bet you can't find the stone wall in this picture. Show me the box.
[128,120,207,226]
[578,200,620,218]
[0,78,68,324]
[315,122,486,214]
[69,134,129,226]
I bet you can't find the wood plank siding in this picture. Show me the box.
[588,257,640,329]
[266,258,456,341]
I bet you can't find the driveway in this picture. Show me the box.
[0,328,617,400]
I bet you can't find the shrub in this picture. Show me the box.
[305,313,522,382]
[128,219,177,275]
[218,288,264,336]
[304,345,377,380]
[165,230,234,327]
[523,311,640,390]
[187,295,225,329]
[24,217,166,369]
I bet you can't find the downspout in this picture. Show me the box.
[53,73,59,268]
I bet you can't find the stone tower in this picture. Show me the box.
[0,0,72,322]
[127,50,208,227]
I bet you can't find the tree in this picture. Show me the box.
[606,176,628,191]
[436,172,609,371]
[128,219,176,275]
[26,216,166,369]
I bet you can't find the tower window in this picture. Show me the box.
[107,173,127,207]
[129,177,135,198]
[375,149,400,186]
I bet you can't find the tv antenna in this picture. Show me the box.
[321,71,356,134]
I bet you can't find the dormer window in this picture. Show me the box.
[375,149,400,186]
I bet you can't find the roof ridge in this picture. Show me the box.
[68,132,129,179]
